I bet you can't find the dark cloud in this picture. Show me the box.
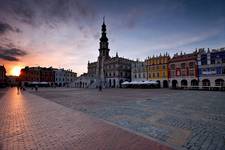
[0,46,27,61]
[0,0,96,28]
[0,22,13,34]
[0,21,22,35]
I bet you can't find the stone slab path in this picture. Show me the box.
[0,88,173,150]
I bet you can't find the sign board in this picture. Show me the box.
[202,71,216,75]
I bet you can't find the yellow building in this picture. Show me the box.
[145,54,170,87]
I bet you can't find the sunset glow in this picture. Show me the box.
[0,0,225,76]
[11,66,22,76]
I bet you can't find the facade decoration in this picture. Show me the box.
[145,54,170,88]
[197,48,225,88]
[168,52,198,88]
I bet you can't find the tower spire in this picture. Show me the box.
[99,18,110,58]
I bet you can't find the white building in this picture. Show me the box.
[131,60,147,82]
[55,69,77,87]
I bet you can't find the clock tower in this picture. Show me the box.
[98,17,110,59]
[97,18,110,89]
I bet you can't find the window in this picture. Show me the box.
[157,73,159,77]
[162,65,166,69]
[189,62,194,68]
[170,64,175,70]
[222,58,225,63]
[222,67,225,74]
[171,71,175,77]
[189,70,195,76]
[181,63,185,69]
[181,70,186,76]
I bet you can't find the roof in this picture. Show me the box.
[169,53,197,63]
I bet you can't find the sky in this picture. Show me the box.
[0,0,224,76]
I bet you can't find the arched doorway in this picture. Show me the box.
[181,79,188,87]
[191,79,199,86]
[163,80,168,88]
[202,79,210,86]
[215,79,224,86]
[172,80,178,88]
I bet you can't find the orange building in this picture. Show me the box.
[145,54,170,88]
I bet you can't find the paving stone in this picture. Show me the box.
[29,88,225,150]
[0,88,173,150]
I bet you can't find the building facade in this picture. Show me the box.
[40,67,55,85]
[0,65,7,87]
[131,60,147,82]
[55,69,77,87]
[168,52,198,88]
[20,66,41,82]
[197,48,225,87]
[20,67,77,87]
[145,54,170,88]
[85,20,133,88]
[20,67,54,86]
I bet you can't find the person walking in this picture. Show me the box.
[35,85,38,91]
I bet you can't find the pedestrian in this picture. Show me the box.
[17,81,22,94]
[35,85,38,91]
[99,85,102,91]
[17,84,20,94]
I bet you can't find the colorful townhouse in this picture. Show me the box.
[197,48,225,88]
[145,54,170,88]
[168,52,198,88]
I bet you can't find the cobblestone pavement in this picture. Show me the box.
[30,88,225,150]
[0,88,173,150]
[0,89,7,99]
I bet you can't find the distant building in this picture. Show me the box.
[0,65,7,87]
[40,67,55,85]
[145,54,170,88]
[71,73,93,88]
[197,48,225,87]
[131,60,147,82]
[20,66,54,86]
[7,75,19,86]
[55,69,77,87]
[20,66,41,82]
[85,19,133,88]
[168,52,198,88]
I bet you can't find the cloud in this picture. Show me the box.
[0,46,27,61]
[0,22,13,34]
[0,21,22,35]
[0,0,96,28]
